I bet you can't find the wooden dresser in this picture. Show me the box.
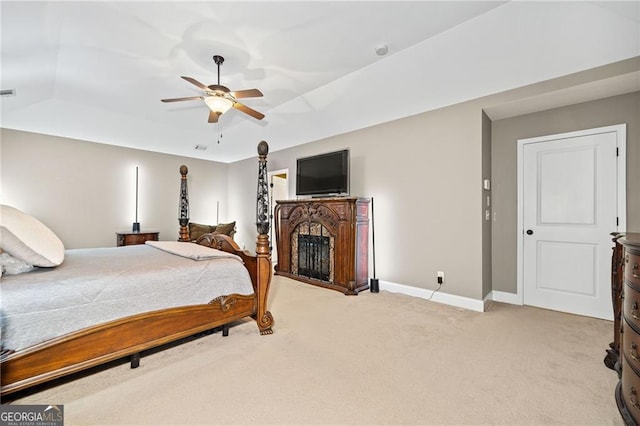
[615,233,640,425]
[116,231,159,247]
[274,197,369,295]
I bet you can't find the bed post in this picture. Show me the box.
[178,165,190,242]
[256,141,274,335]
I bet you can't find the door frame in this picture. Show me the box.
[267,168,289,262]
[515,124,626,305]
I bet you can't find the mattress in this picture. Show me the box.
[0,243,254,351]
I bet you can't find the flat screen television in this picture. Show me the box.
[296,149,349,196]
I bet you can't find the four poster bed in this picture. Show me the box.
[0,142,273,397]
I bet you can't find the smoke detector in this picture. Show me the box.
[375,45,388,56]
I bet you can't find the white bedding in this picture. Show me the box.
[0,243,254,352]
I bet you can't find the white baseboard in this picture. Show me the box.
[488,290,521,305]
[376,281,522,313]
[379,280,485,312]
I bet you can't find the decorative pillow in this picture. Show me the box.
[188,222,216,241]
[214,221,236,238]
[0,251,35,275]
[0,205,65,267]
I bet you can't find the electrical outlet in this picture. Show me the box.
[437,271,444,284]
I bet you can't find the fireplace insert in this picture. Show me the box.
[297,234,330,281]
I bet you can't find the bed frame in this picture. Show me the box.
[0,142,274,397]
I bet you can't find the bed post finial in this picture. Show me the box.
[255,141,273,335]
[178,165,190,242]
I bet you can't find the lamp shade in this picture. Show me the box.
[204,95,233,114]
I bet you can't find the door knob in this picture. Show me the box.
[526,229,534,235]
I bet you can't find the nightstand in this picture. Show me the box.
[116,231,159,247]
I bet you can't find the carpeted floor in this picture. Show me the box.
[7,275,623,425]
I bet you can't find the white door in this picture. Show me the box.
[268,170,289,265]
[518,125,626,320]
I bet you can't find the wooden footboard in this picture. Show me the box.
[1,295,256,395]
[196,233,273,335]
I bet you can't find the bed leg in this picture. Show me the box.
[130,353,140,369]
[222,323,229,337]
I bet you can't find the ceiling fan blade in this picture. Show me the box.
[233,102,265,120]
[161,96,203,103]
[181,76,208,90]
[208,110,220,123]
[231,89,263,99]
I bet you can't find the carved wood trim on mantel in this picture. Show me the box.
[288,203,341,235]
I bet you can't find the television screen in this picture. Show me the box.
[296,150,349,196]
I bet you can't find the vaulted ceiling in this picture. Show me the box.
[1,1,639,162]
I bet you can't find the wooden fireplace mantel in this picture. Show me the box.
[274,197,369,295]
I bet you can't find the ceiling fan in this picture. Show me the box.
[161,55,264,123]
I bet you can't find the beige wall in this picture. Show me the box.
[0,129,229,249]
[230,81,639,303]
[491,91,640,294]
[230,101,486,300]
[226,152,260,251]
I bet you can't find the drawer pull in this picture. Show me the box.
[632,342,640,362]
[634,263,640,279]
[631,387,640,409]
[633,302,640,320]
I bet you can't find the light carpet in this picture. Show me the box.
[8,276,622,425]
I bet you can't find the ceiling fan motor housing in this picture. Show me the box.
[207,84,231,93]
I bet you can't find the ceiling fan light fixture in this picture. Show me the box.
[204,95,233,114]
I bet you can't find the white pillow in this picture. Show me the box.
[0,205,65,267]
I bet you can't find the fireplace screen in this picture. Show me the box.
[298,234,330,281]
[291,223,334,282]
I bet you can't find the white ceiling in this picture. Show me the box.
[1,1,639,163]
